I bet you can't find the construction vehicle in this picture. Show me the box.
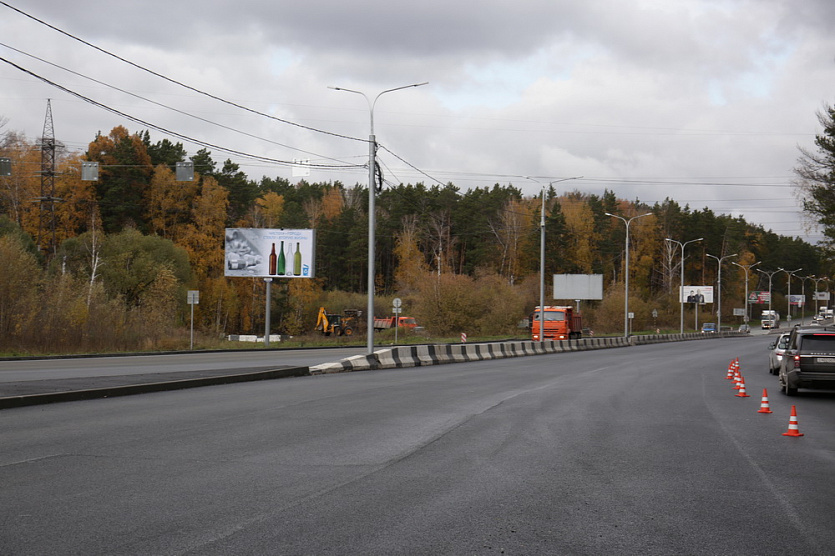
[373,316,421,331]
[316,307,361,336]
[530,305,582,341]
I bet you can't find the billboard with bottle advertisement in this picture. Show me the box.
[224,228,315,278]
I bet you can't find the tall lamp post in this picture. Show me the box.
[665,237,703,333]
[527,176,581,344]
[799,275,815,325]
[330,82,428,354]
[779,267,802,324]
[812,276,829,316]
[606,212,652,337]
[757,268,780,327]
[706,253,737,332]
[732,261,760,325]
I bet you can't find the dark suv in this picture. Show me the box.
[779,326,835,395]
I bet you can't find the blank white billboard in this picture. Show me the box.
[553,274,604,300]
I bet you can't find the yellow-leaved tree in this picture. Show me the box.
[559,195,598,273]
[394,214,428,293]
[252,192,285,228]
[145,164,198,240]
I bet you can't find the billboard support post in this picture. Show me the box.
[264,278,272,348]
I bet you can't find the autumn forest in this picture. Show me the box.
[0,124,823,353]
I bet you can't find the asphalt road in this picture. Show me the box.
[3,336,834,555]
[0,347,366,382]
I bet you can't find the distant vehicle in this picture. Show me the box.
[817,307,834,321]
[778,325,835,395]
[701,322,717,333]
[530,306,582,341]
[768,333,791,375]
[738,324,751,334]
[761,310,780,329]
[315,307,361,336]
[373,316,421,332]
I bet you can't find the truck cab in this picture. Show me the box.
[531,306,582,341]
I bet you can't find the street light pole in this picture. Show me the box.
[330,82,428,354]
[757,269,780,327]
[527,176,581,344]
[706,253,737,332]
[799,275,814,325]
[779,267,802,324]
[812,276,829,316]
[606,212,652,338]
[732,261,760,325]
[665,237,703,334]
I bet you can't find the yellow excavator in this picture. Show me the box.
[316,307,361,336]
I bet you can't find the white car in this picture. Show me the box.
[768,333,790,375]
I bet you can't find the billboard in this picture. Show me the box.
[679,285,714,304]
[749,291,770,303]
[224,228,315,278]
[553,274,604,300]
[789,294,806,307]
[815,291,831,301]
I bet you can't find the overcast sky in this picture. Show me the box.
[1,0,833,243]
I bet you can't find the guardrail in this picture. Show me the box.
[309,330,747,374]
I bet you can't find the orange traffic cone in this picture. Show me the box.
[757,389,773,413]
[733,372,743,390]
[735,377,750,397]
[782,405,804,437]
[726,360,735,379]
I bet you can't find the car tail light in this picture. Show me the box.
[794,355,801,368]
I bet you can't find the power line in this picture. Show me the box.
[0,55,363,172]
[0,41,356,167]
[0,1,365,144]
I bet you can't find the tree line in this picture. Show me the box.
[0,120,830,352]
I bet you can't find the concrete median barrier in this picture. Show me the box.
[308,330,748,374]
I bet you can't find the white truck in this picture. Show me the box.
[761,310,780,329]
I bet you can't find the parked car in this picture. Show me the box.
[778,326,835,395]
[701,322,717,333]
[768,333,790,375]
[738,324,751,334]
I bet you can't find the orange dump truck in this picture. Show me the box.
[530,305,583,341]
[373,316,420,331]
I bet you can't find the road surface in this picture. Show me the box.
[2,336,833,555]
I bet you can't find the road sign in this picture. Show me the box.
[187,290,199,305]
[393,297,402,308]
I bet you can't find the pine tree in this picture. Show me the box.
[796,104,835,249]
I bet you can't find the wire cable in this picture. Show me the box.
[0,1,366,144]
[0,55,363,171]
[377,144,445,187]
[0,41,359,167]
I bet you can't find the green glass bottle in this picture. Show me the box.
[277,240,286,275]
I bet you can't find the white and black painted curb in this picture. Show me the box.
[309,331,746,374]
